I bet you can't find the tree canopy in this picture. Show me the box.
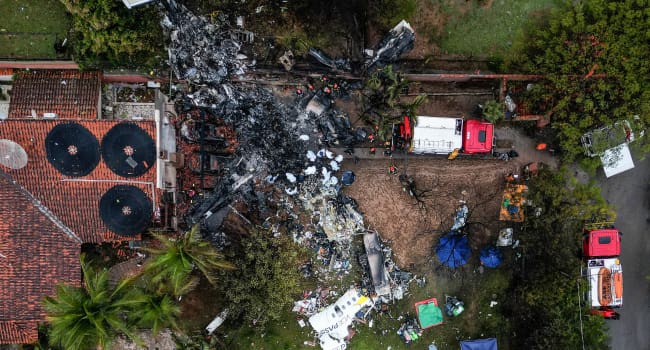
[59,0,165,68]
[217,227,307,328]
[44,255,168,349]
[143,226,235,297]
[509,0,650,161]
[505,167,613,349]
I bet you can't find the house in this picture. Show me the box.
[0,69,168,344]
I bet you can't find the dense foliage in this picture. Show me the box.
[481,100,504,124]
[59,0,164,68]
[44,255,180,350]
[505,167,613,349]
[509,0,650,161]
[143,226,235,297]
[361,65,427,140]
[217,227,307,328]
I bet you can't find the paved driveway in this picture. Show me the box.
[597,157,650,350]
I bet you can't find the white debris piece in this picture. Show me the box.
[265,175,278,184]
[305,166,317,175]
[321,169,331,185]
[309,289,372,350]
[307,150,317,162]
[286,187,298,195]
[206,309,229,335]
[317,149,327,158]
[286,172,297,183]
[299,134,310,141]
[335,154,344,163]
[330,160,340,171]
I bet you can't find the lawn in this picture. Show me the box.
[436,0,561,56]
[0,0,71,59]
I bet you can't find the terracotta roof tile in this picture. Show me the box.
[0,119,158,243]
[0,321,38,345]
[8,70,101,119]
[0,176,81,344]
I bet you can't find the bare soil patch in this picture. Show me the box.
[342,157,520,269]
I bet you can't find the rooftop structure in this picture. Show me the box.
[8,70,101,120]
[0,69,163,344]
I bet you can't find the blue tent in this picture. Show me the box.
[479,246,502,268]
[435,233,471,268]
[460,338,498,350]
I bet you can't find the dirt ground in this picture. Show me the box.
[342,157,521,269]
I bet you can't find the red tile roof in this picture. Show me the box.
[8,70,101,119]
[0,321,38,345]
[0,119,158,243]
[0,175,81,345]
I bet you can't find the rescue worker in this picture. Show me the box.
[389,164,399,175]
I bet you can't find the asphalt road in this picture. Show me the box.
[597,157,650,350]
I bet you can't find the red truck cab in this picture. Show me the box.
[462,119,494,154]
[583,229,621,258]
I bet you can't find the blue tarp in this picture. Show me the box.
[460,338,498,350]
[479,246,502,268]
[341,171,356,186]
[435,233,471,268]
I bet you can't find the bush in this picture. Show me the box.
[60,0,165,69]
[217,228,307,329]
[482,100,503,123]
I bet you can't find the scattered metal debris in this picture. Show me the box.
[366,20,415,70]
[162,0,249,85]
[308,47,351,72]
[159,4,422,349]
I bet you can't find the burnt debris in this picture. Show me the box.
[366,20,415,70]
[162,1,249,84]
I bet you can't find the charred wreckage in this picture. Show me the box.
[160,0,417,347]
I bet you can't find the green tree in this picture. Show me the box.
[505,167,612,349]
[481,100,504,124]
[59,0,164,68]
[217,227,306,328]
[143,226,235,297]
[361,65,427,140]
[43,255,144,350]
[130,294,180,334]
[508,0,650,161]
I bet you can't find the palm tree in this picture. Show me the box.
[361,65,427,141]
[131,293,180,334]
[143,225,235,296]
[43,255,143,350]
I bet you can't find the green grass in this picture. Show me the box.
[0,0,71,59]
[437,0,560,56]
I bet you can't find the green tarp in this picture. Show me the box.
[417,302,443,328]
